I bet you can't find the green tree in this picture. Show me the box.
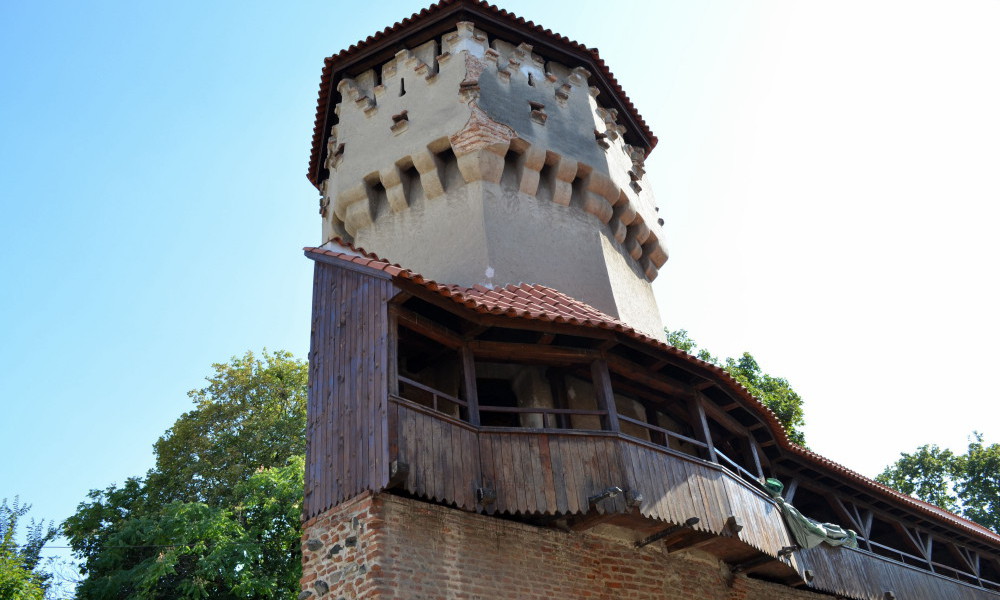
[877,433,1000,533]
[0,498,58,600]
[665,328,807,445]
[64,350,308,600]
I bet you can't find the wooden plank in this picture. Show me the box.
[394,305,463,349]
[537,434,558,514]
[528,435,548,513]
[591,359,620,433]
[478,432,497,513]
[460,344,480,426]
[548,435,570,514]
[693,396,717,463]
[469,340,598,363]
[605,354,693,398]
[561,437,582,514]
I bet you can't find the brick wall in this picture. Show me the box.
[300,492,822,600]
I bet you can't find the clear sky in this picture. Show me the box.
[2,0,999,577]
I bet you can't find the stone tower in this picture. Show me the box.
[308,1,668,338]
[299,3,1000,600]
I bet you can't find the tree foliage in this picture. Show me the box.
[665,328,807,445]
[877,433,1000,533]
[0,498,58,600]
[64,350,308,599]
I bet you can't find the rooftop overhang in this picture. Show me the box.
[306,0,658,189]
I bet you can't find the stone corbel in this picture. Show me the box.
[643,235,669,269]
[548,155,578,206]
[455,142,509,184]
[515,144,547,196]
[379,164,410,213]
[581,172,617,224]
[411,148,446,200]
[336,183,376,236]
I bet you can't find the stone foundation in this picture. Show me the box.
[300,492,823,600]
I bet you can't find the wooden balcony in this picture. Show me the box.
[304,254,1000,600]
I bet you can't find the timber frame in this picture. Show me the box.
[304,247,1000,600]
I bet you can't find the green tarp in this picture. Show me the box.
[764,478,858,550]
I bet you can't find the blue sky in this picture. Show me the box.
[3,0,999,580]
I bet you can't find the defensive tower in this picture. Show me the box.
[308,2,667,337]
[299,3,1000,600]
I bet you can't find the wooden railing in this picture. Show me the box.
[398,375,467,413]
[618,414,708,451]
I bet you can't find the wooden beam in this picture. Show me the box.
[387,309,400,397]
[394,305,463,349]
[460,344,480,427]
[784,479,798,504]
[537,332,556,345]
[591,359,620,433]
[699,397,754,438]
[692,396,717,463]
[605,354,693,398]
[468,340,597,363]
[749,437,764,479]
[461,322,491,340]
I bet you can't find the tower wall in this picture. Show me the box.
[318,21,668,337]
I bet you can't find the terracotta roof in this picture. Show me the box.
[303,240,1000,547]
[307,0,657,188]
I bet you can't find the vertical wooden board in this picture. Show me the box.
[386,401,398,477]
[684,462,718,533]
[463,427,480,509]
[703,466,731,533]
[449,423,463,507]
[654,449,679,523]
[424,413,439,501]
[646,448,669,521]
[536,435,557,514]
[434,417,450,503]
[593,438,617,513]
[445,419,461,505]
[580,437,598,511]
[527,435,548,513]
[495,435,513,513]
[402,407,418,492]
[547,435,569,514]
[567,438,588,514]
[516,435,533,513]
[656,449,683,522]
[367,279,377,490]
[337,273,351,502]
[413,410,428,499]
[509,435,526,514]
[496,434,515,514]
[627,443,652,518]
[558,438,579,514]
[477,432,496,512]
[606,439,627,514]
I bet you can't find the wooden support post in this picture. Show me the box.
[591,359,620,432]
[461,344,480,426]
[748,437,764,479]
[387,308,400,397]
[692,396,716,463]
[784,479,798,504]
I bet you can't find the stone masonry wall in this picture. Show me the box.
[300,492,824,600]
